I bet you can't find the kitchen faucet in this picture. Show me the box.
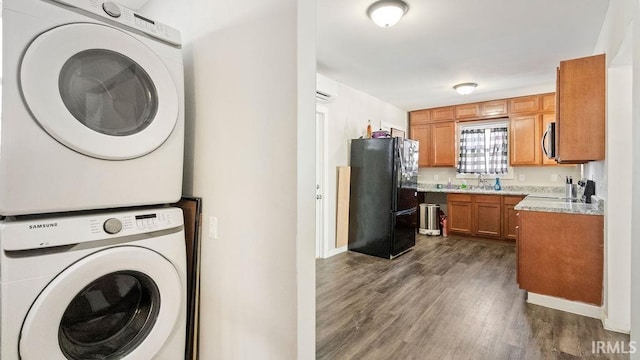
[477,174,486,189]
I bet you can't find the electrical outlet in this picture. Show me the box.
[551,174,558,182]
[209,216,218,239]
[434,175,439,181]
[518,174,525,182]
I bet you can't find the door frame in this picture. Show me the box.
[316,105,329,258]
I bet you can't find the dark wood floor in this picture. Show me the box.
[317,235,630,360]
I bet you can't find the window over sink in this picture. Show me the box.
[456,119,513,179]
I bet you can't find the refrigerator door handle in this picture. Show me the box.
[395,208,417,216]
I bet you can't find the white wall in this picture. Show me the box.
[419,166,580,188]
[317,73,407,256]
[141,0,315,358]
[588,0,637,336]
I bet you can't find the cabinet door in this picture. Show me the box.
[410,124,431,167]
[541,93,555,112]
[431,122,456,167]
[481,100,508,117]
[503,196,524,240]
[510,115,541,165]
[541,113,558,165]
[509,96,540,114]
[410,109,430,125]
[473,195,502,238]
[431,106,455,122]
[455,103,480,120]
[447,194,472,235]
[518,211,603,305]
[556,54,605,163]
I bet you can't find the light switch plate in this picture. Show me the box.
[518,174,525,182]
[551,174,558,182]
[434,174,439,181]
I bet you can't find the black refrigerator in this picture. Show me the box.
[348,137,419,259]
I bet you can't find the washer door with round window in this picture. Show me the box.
[19,246,183,360]
[20,23,179,160]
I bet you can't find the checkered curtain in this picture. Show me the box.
[487,128,508,174]
[457,129,486,174]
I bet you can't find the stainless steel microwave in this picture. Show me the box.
[541,122,555,159]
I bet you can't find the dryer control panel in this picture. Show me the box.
[0,207,184,251]
[50,0,181,46]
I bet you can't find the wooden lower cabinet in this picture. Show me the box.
[447,193,519,240]
[503,196,525,240]
[517,210,603,305]
[447,194,473,235]
[473,195,501,238]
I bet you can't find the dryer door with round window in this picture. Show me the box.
[20,23,179,160]
[19,246,183,360]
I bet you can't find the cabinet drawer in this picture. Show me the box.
[503,195,525,206]
[448,193,472,202]
[474,194,501,204]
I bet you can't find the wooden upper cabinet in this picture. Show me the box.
[431,122,456,167]
[510,115,541,165]
[509,96,540,114]
[409,109,430,125]
[431,106,455,122]
[455,103,480,120]
[541,93,555,112]
[410,124,431,167]
[480,100,508,117]
[556,54,605,163]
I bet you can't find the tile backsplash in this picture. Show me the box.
[419,165,582,187]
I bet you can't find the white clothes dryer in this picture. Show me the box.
[1,0,185,216]
[0,207,187,360]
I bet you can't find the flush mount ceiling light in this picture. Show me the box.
[453,83,478,95]
[367,0,409,27]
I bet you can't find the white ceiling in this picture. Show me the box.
[317,0,610,111]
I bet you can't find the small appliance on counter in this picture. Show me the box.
[582,180,596,203]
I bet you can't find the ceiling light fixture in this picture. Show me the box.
[453,83,478,95]
[367,0,409,28]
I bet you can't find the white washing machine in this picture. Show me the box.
[1,0,185,216]
[0,206,187,360]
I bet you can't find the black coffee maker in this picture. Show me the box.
[582,180,596,203]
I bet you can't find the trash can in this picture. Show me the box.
[419,203,441,236]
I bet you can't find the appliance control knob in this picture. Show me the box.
[102,2,121,18]
[103,218,123,234]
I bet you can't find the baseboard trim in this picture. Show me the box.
[324,246,347,258]
[527,292,602,319]
[603,318,631,334]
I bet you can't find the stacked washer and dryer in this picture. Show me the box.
[1,0,187,359]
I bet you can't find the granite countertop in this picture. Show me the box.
[514,195,604,216]
[418,183,604,215]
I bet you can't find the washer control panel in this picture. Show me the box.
[50,0,181,46]
[1,208,184,251]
